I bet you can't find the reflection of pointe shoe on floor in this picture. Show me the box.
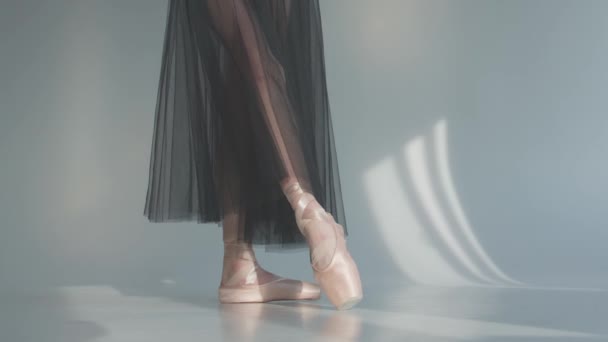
[287,182,363,310]
[218,242,321,303]
[219,302,265,338]
[323,311,363,339]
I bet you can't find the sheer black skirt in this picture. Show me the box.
[143,0,347,249]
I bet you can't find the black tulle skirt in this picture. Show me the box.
[143,0,347,249]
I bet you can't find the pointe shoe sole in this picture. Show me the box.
[218,278,321,303]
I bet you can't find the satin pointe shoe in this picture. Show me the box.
[286,182,363,310]
[218,242,321,303]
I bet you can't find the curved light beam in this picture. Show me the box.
[433,119,523,285]
[404,137,498,284]
[363,153,471,285]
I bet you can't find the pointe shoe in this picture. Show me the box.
[218,243,321,304]
[288,183,363,310]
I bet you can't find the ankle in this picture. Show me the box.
[282,181,316,215]
[282,180,302,207]
[223,241,256,261]
[221,243,258,287]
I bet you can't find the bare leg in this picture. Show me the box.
[207,0,312,193]
[207,0,338,264]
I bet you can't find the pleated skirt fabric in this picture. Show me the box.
[143,0,347,249]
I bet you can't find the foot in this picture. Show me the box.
[218,242,321,303]
[282,181,363,310]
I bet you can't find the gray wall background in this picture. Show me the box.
[1,0,607,294]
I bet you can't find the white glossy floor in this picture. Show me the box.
[2,282,606,342]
